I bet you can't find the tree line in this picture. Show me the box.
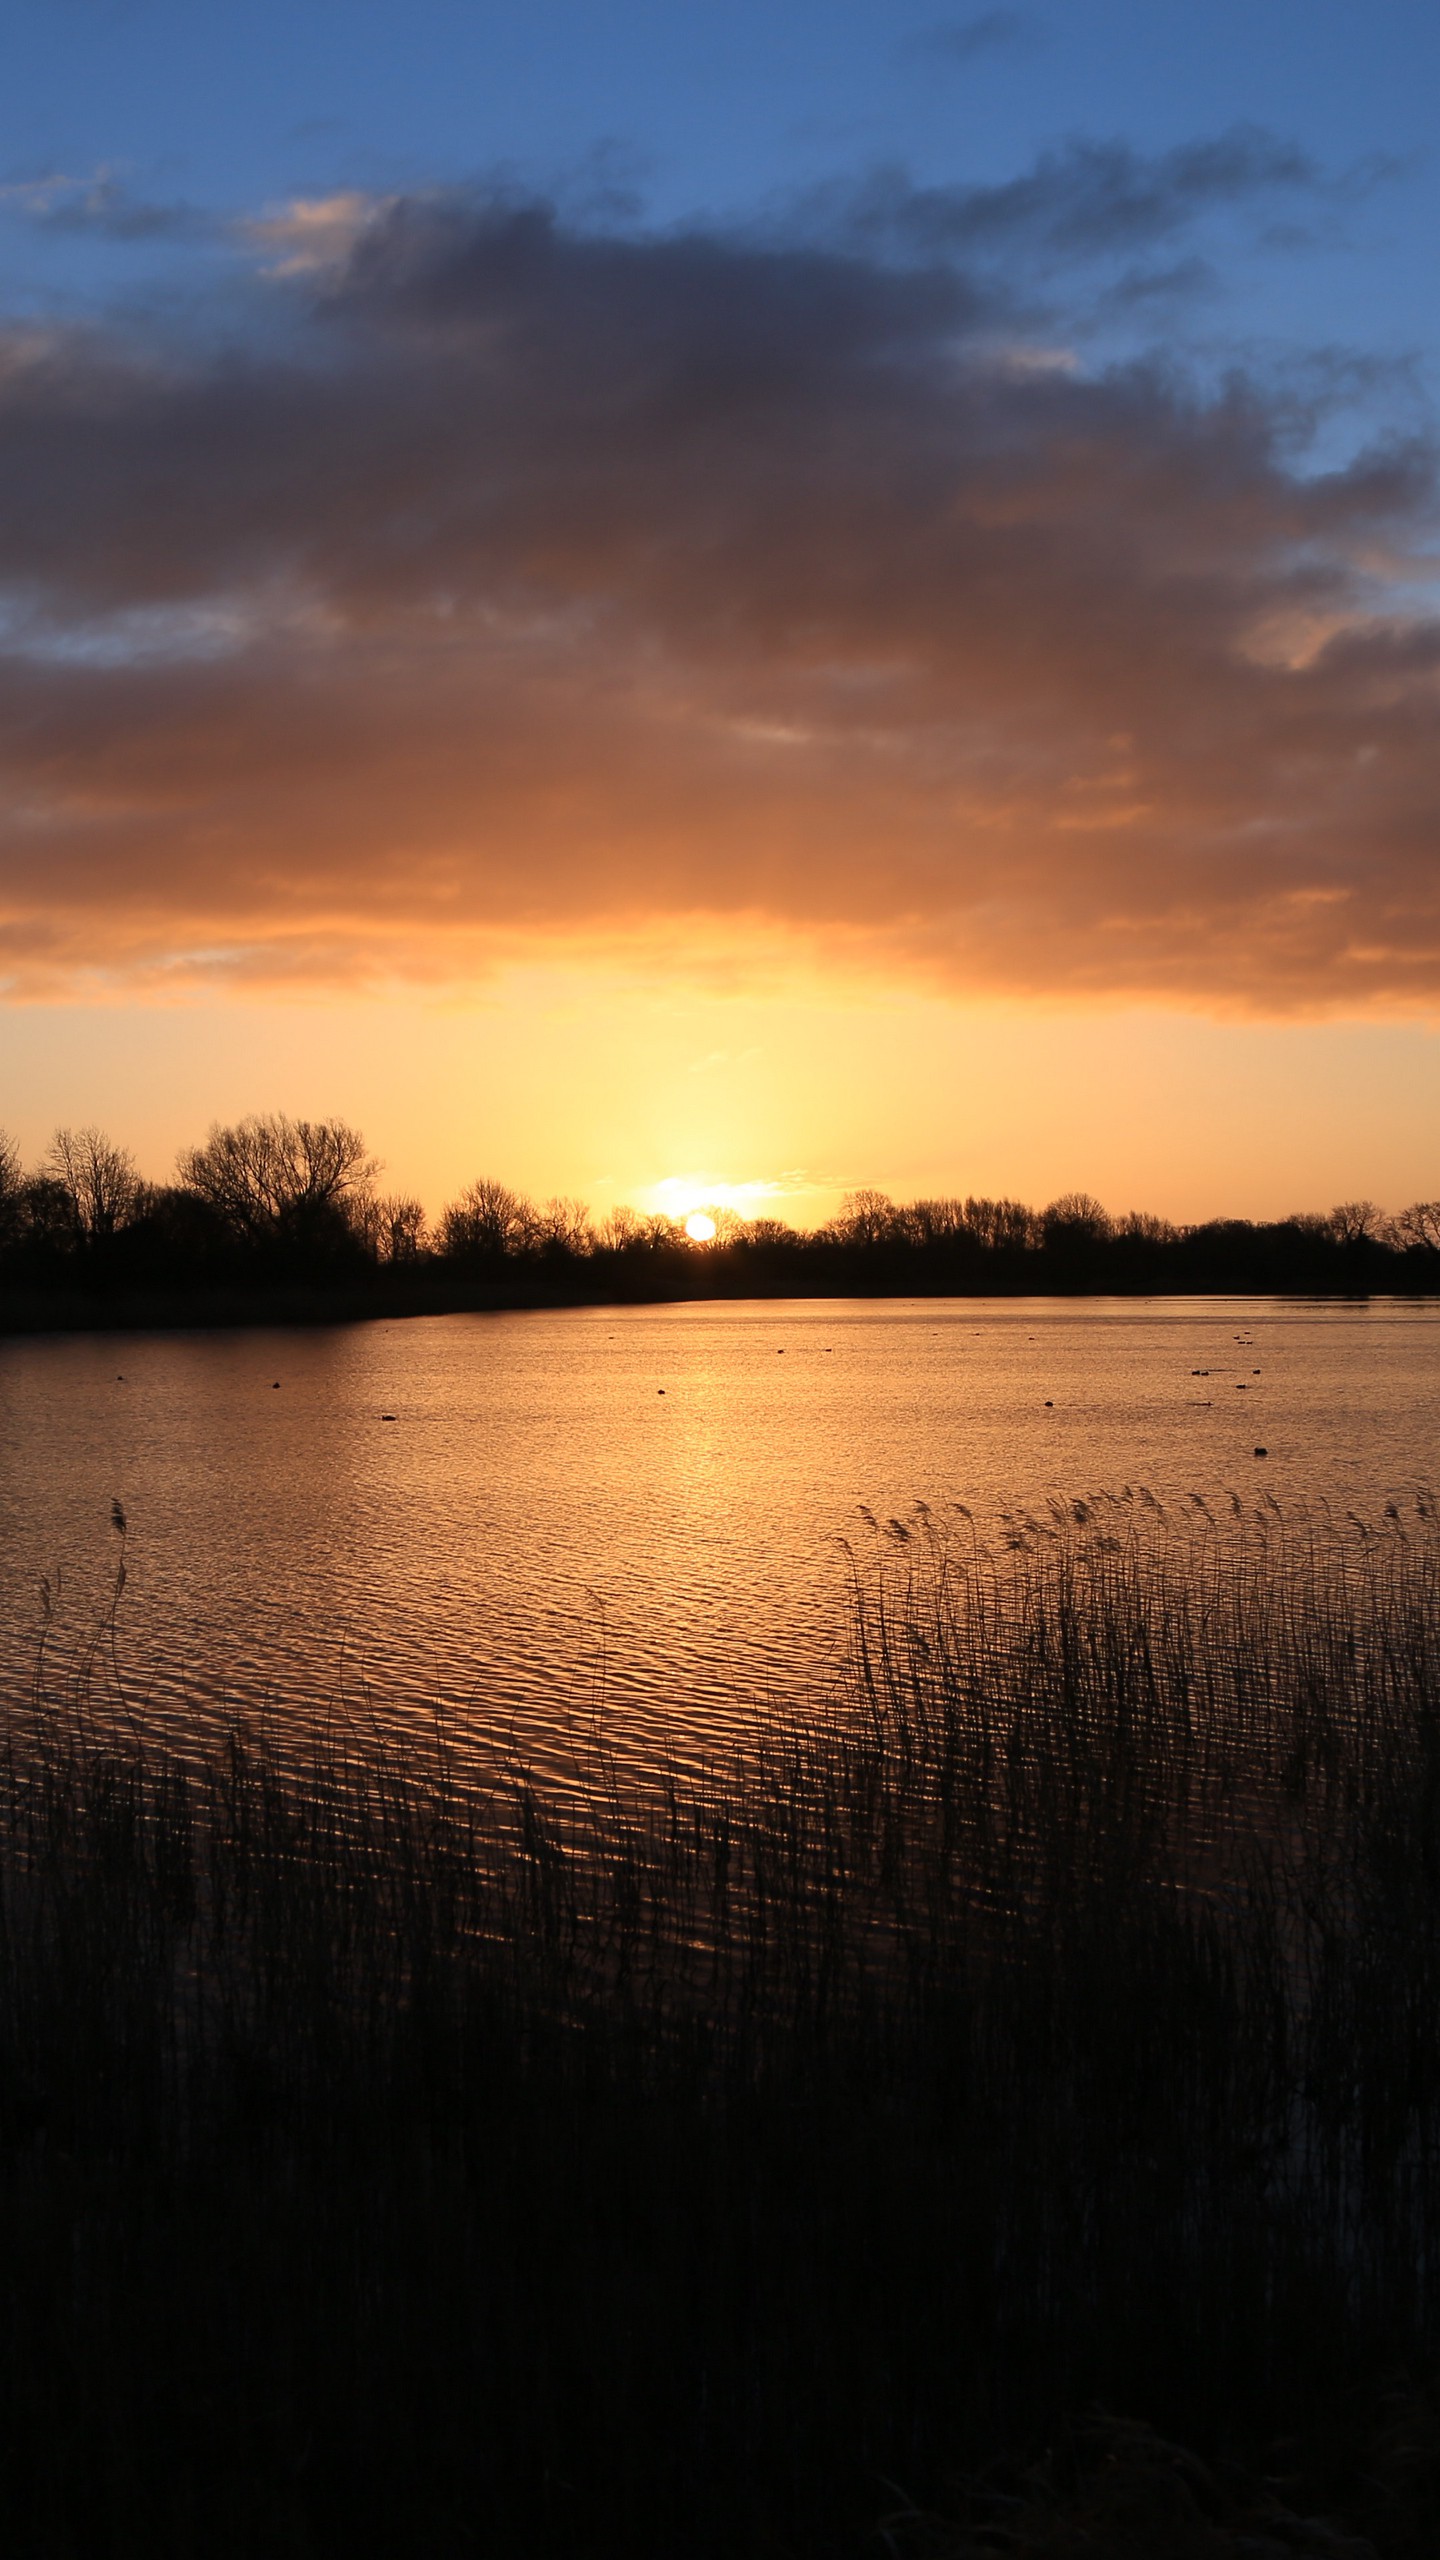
[1,1115,1438,1301]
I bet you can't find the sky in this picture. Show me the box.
[1,0,1438,1225]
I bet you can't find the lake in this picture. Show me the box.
[2,1294,1437,1777]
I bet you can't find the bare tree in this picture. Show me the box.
[45,1126,143,1245]
[1395,1201,1440,1251]
[438,1179,537,1261]
[1117,1209,1179,1244]
[367,1194,428,1263]
[178,1114,377,1245]
[532,1196,594,1257]
[0,1128,22,1245]
[960,1197,1038,1251]
[1041,1191,1112,1247]
[907,1197,969,1245]
[831,1189,897,1247]
[597,1205,645,1251]
[1328,1199,1390,1246]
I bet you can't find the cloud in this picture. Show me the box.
[239,191,398,275]
[0,169,1435,1013]
[0,169,210,242]
[897,11,1041,67]
[806,127,1324,268]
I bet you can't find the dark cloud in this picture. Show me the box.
[897,12,1041,67]
[0,170,1434,1010]
[809,127,1323,268]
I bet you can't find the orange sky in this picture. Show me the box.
[4,970,1440,1229]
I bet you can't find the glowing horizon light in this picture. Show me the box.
[647,1175,789,1222]
[684,1211,717,1242]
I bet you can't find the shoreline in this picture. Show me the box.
[4,1268,1440,1337]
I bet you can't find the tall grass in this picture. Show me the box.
[4,1491,1440,2554]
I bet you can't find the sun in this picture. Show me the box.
[684,1212,717,1242]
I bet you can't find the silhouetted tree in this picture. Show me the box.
[1190,1218,1256,1244]
[0,1128,23,1249]
[961,1197,1037,1251]
[830,1189,897,1248]
[365,1194,428,1264]
[1041,1191,1112,1249]
[116,1183,234,1276]
[532,1197,594,1257]
[178,1114,377,1254]
[44,1126,143,1248]
[597,1206,645,1251]
[1396,1201,1440,1251]
[1328,1199,1390,1246]
[906,1198,970,1245]
[438,1179,537,1263]
[16,1174,73,1257]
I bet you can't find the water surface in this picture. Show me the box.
[2,1296,1436,1771]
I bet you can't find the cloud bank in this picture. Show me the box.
[0,149,1435,1010]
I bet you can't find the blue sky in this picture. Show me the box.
[5,0,1436,360]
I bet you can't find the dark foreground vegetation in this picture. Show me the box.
[9,1496,1440,2553]
[3,1112,1440,1329]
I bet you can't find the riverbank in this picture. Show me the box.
[4,1259,1440,1336]
[0,1268,615,1334]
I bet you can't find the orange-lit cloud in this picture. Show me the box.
[0,163,1435,1014]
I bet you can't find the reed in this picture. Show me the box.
[3,1492,1440,2554]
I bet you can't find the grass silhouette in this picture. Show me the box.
[3,1494,1440,2552]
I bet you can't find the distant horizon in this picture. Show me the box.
[3,1105,1436,1243]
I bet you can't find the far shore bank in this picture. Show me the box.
[0,1272,614,1337]
[5,1266,1440,1337]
